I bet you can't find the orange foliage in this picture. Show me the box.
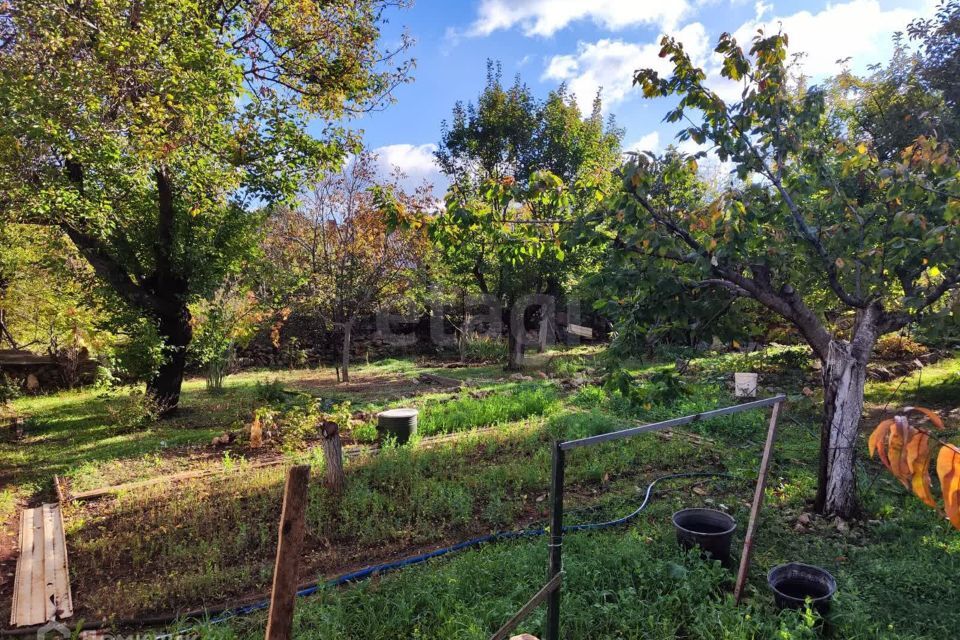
[869,406,960,528]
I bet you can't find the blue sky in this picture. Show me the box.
[330,0,938,193]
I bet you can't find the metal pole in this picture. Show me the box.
[545,441,565,640]
[560,395,785,450]
[733,401,782,604]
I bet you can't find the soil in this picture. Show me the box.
[0,505,19,624]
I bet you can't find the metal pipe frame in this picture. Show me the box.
[544,395,786,640]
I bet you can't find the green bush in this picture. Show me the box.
[604,368,690,410]
[462,335,506,363]
[0,373,20,405]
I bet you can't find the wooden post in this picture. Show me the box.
[733,401,783,604]
[266,465,311,640]
[544,442,565,640]
[319,420,345,493]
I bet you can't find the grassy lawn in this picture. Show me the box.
[1,347,959,638]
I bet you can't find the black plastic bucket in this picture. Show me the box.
[768,562,837,614]
[672,508,736,567]
[376,408,418,444]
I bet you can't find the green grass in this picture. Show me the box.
[4,349,960,638]
[416,384,559,436]
[198,532,829,640]
[865,355,960,408]
[0,357,518,496]
[61,408,704,619]
[2,382,251,494]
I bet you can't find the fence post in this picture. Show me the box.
[733,401,782,604]
[544,441,565,640]
[266,464,311,640]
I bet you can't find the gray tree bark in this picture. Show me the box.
[815,309,879,518]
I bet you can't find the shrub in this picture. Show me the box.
[604,368,690,410]
[102,388,161,432]
[462,335,505,363]
[0,373,20,405]
[190,284,266,392]
[350,421,379,443]
[550,355,588,377]
[874,334,929,360]
[254,378,288,404]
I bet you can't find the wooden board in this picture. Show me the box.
[566,324,594,339]
[10,504,73,627]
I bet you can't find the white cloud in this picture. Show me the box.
[468,0,692,37]
[732,0,925,79]
[541,22,709,112]
[372,143,446,194]
[626,131,660,153]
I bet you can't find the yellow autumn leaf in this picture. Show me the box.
[874,409,960,530]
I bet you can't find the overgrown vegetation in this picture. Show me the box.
[3,351,958,638]
[1,2,959,638]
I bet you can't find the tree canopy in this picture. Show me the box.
[432,63,622,367]
[597,29,960,517]
[0,0,412,411]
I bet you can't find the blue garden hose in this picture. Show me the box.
[202,471,731,626]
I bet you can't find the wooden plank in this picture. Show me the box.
[29,507,44,625]
[734,401,783,604]
[417,372,464,387]
[10,508,31,626]
[265,465,311,640]
[10,505,73,626]
[54,475,65,504]
[50,504,73,619]
[11,507,45,626]
[43,505,57,621]
[566,324,593,338]
[489,573,562,640]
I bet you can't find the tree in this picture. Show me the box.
[583,147,770,355]
[909,0,960,121]
[0,0,411,414]
[0,224,113,358]
[189,276,266,392]
[268,151,429,382]
[605,31,960,518]
[433,64,622,369]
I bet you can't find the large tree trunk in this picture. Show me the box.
[340,319,353,383]
[505,303,525,371]
[147,305,193,417]
[814,323,878,518]
[506,325,524,371]
[59,162,197,416]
